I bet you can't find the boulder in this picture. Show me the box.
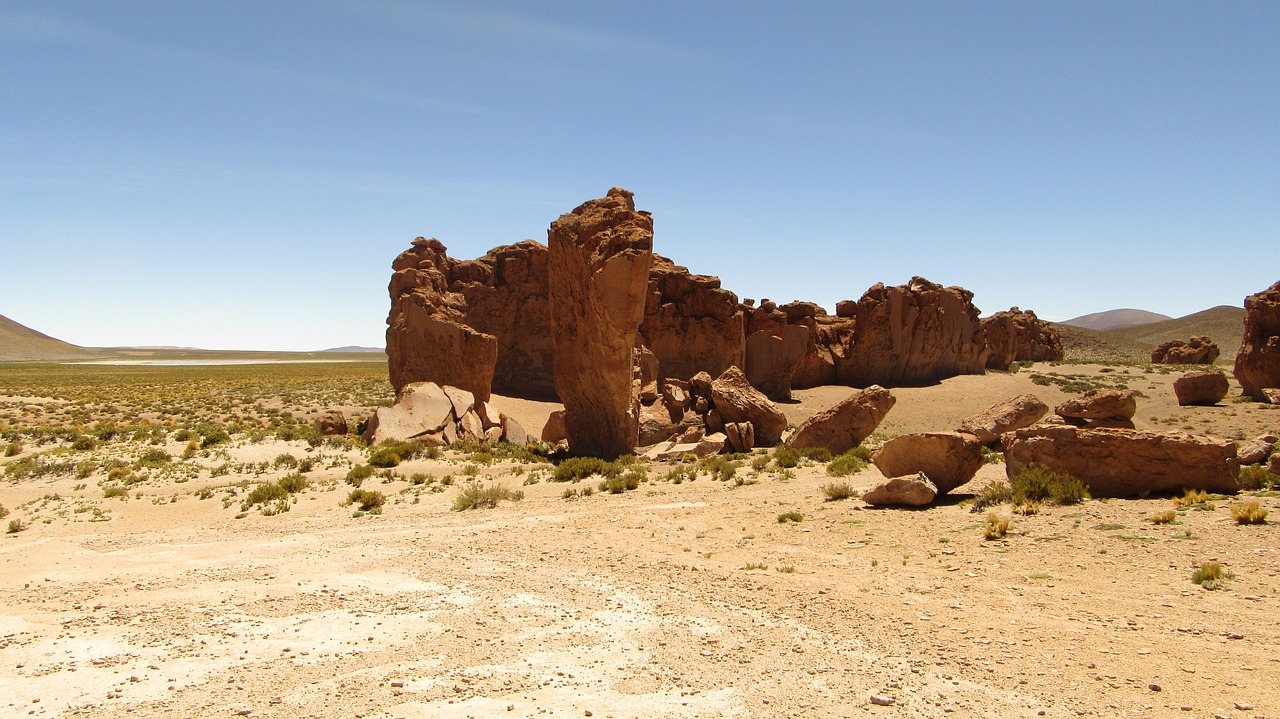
[638,398,701,447]
[443,386,476,418]
[1003,426,1240,497]
[1237,435,1275,466]
[709,366,788,446]
[640,255,745,384]
[1151,336,1220,365]
[500,414,529,446]
[957,394,1049,445]
[724,421,755,454]
[784,386,896,455]
[862,473,938,507]
[314,411,348,436]
[362,381,455,445]
[1173,370,1229,406]
[744,324,810,401]
[386,304,498,403]
[548,187,654,458]
[871,432,984,494]
[1055,389,1137,420]
[980,308,1065,370]
[1234,280,1280,401]
[458,410,485,442]
[1063,416,1136,430]
[1263,388,1280,404]
[1270,453,1280,475]
[541,409,568,444]
[639,433,727,461]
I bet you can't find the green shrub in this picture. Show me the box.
[173,429,193,442]
[972,465,1088,511]
[243,482,289,508]
[7,518,26,534]
[821,481,856,501]
[796,447,832,463]
[553,456,619,483]
[272,453,299,469]
[345,489,386,512]
[368,440,422,468]
[345,464,375,486]
[199,425,230,448]
[0,504,8,518]
[1192,560,1230,589]
[699,456,737,482]
[450,481,523,511]
[1238,464,1279,491]
[71,436,97,451]
[826,448,870,477]
[777,511,803,523]
[135,448,171,468]
[599,469,645,494]
[773,447,799,469]
[277,472,308,494]
[3,441,20,457]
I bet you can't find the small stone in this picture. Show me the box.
[870,695,896,706]
[1235,703,1254,710]
[1147,684,1161,692]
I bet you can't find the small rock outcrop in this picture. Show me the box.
[1003,426,1240,496]
[638,432,727,461]
[710,366,788,446]
[1234,280,1280,400]
[870,432,984,494]
[784,386,895,455]
[640,256,745,384]
[1151,336,1220,365]
[1237,434,1276,465]
[980,308,1064,370]
[548,187,654,459]
[1055,389,1137,428]
[363,381,510,446]
[957,394,1049,445]
[862,473,938,507]
[314,411,348,436]
[1173,370,1229,406]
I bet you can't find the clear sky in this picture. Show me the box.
[2,1,1277,351]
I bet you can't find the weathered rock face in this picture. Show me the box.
[862,473,938,507]
[638,432,726,461]
[386,238,552,401]
[640,256,744,384]
[1234,281,1280,400]
[957,394,1049,445]
[871,432,985,494]
[744,324,810,401]
[1152,336,1220,365]
[1236,434,1275,465]
[709,366,788,446]
[784,385,895,455]
[1173,370,1230,406]
[1056,389,1137,421]
[1003,426,1240,497]
[980,308,1064,370]
[1269,452,1280,476]
[363,381,520,446]
[549,187,654,458]
[314,411,348,436]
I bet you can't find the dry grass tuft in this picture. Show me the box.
[1230,500,1268,525]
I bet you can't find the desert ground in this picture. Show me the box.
[1,359,1277,719]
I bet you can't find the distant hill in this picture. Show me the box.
[0,314,94,360]
[1105,305,1245,359]
[1052,323,1153,363]
[320,346,385,353]
[1061,308,1173,331]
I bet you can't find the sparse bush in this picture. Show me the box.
[0,504,7,518]
[1231,500,1268,525]
[71,436,97,451]
[553,456,619,483]
[173,429,193,442]
[1173,488,1210,509]
[599,468,646,494]
[7,518,27,534]
[277,472,308,494]
[1238,464,1279,491]
[983,514,1009,540]
[1014,500,1041,516]
[198,425,230,449]
[345,464,375,486]
[664,465,698,484]
[777,512,803,523]
[751,455,770,471]
[297,457,314,473]
[345,489,386,512]
[272,453,298,469]
[972,465,1088,511]
[700,456,737,482]
[826,448,870,477]
[773,447,799,469]
[821,481,856,501]
[450,481,523,511]
[3,441,20,457]
[1148,510,1178,524]
[135,448,170,468]
[1192,560,1230,589]
[102,484,129,499]
[242,482,289,508]
[796,447,832,463]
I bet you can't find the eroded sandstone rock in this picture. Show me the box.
[640,255,744,384]
[548,187,654,458]
[1152,336,1220,365]
[363,381,454,445]
[957,394,1049,445]
[862,473,938,507]
[709,366,788,446]
[1173,370,1229,406]
[1003,426,1240,497]
[980,308,1064,370]
[314,411,348,436]
[784,386,895,455]
[1056,389,1137,421]
[871,432,984,494]
[1234,281,1280,400]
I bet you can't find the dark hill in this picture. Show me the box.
[0,314,94,360]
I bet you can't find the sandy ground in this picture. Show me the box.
[1,363,1277,719]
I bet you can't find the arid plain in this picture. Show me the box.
[1,355,1276,719]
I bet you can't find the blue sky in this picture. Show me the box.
[2,1,1277,351]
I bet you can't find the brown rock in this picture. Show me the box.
[640,256,745,384]
[638,398,700,447]
[1263,388,1280,404]
[483,426,503,444]
[1234,280,1280,400]
[688,371,713,400]
[862,473,938,507]
[443,386,476,418]
[541,409,568,444]
[1236,436,1274,466]
[639,433,727,461]
[1003,426,1240,497]
[548,187,654,458]
[362,382,455,445]
[386,303,498,403]
[1056,389,1137,420]
[785,386,896,455]
[980,308,1064,370]
[710,366,788,446]
[1173,370,1230,406]
[314,411,348,436]
[744,325,810,401]
[458,410,485,442]
[957,394,1049,445]
[1151,336,1220,365]
[679,425,705,443]
[1269,452,1280,475]
[871,432,984,494]
[500,414,529,446]
[724,421,755,454]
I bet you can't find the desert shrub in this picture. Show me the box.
[1148,510,1178,524]
[3,441,20,457]
[198,425,230,448]
[1238,464,1279,491]
[243,482,289,508]
[821,481,856,501]
[664,465,698,484]
[7,518,27,534]
[367,439,424,468]
[1173,488,1210,509]
[599,468,646,494]
[297,457,315,473]
[1192,560,1230,589]
[796,447,832,463]
[272,453,298,469]
[5,456,76,480]
[826,449,870,477]
[135,448,171,468]
[983,514,1009,540]
[345,489,386,511]
[972,465,1088,511]
[553,456,618,483]
[1014,500,1041,516]
[345,464,375,486]
[699,456,737,482]
[277,472,309,494]
[102,484,129,499]
[0,504,7,518]
[450,481,523,511]
[71,436,97,451]
[173,429,193,442]
[773,447,799,469]
[1231,500,1268,524]
[981,446,1004,464]
[777,511,803,523]
[750,455,770,471]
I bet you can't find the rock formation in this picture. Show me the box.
[957,394,1049,445]
[1055,389,1137,429]
[386,238,552,401]
[363,381,509,446]
[1003,426,1240,496]
[314,411,348,436]
[1237,434,1275,465]
[980,308,1064,370]
[709,366,788,446]
[870,432,985,494]
[1151,336,1220,365]
[640,256,745,384]
[1234,280,1280,400]
[784,386,895,455]
[1173,370,1229,406]
[548,187,654,459]
[862,473,938,507]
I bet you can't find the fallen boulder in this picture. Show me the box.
[785,385,895,455]
[1173,370,1229,406]
[724,421,755,453]
[638,432,727,461]
[1056,389,1137,420]
[314,411,348,436]
[710,366,787,446]
[862,473,938,507]
[362,381,455,445]
[957,394,1049,445]
[1237,434,1275,465]
[870,432,984,494]
[541,409,568,444]
[1003,426,1240,497]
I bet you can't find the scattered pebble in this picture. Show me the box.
[870,695,896,706]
